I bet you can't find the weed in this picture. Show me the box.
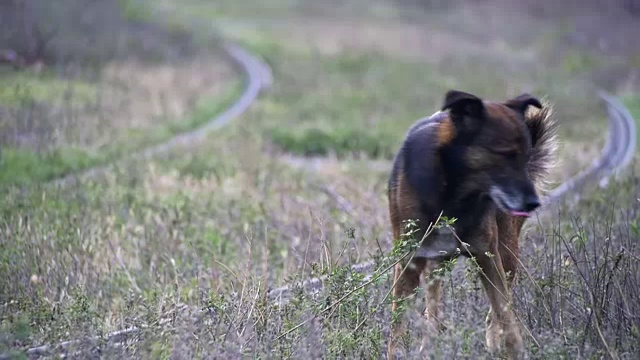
[2,1,639,359]
[563,50,602,75]
[270,126,397,159]
[624,94,640,149]
[0,80,241,187]
[0,71,97,106]
[118,0,152,23]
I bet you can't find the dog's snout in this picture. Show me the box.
[523,195,541,212]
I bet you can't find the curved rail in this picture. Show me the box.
[51,42,272,187]
[543,92,637,207]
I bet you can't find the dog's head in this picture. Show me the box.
[441,90,543,217]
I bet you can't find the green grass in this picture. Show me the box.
[142,0,609,162]
[156,0,397,22]
[270,125,396,158]
[624,94,640,151]
[118,0,153,23]
[0,80,242,187]
[224,29,606,160]
[0,147,98,185]
[562,49,603,75]
[0,70,98,106]
[237,42,470,158]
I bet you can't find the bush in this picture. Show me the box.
[270,126,397,159]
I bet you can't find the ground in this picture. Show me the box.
[0,0,639,359]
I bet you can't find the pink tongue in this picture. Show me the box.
[510,211,530,217]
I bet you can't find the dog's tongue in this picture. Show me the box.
[510,211,530,217]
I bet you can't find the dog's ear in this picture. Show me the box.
[442,90,484,114]
[441,90,485,133]
[504,93,542,116]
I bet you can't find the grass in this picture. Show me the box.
[0,156,638,358]
[154,0,399,22]
[270,125,396,158]
[0,147,96,185]
[118,0,153,23]
[0,0,240,187]
[561,49,604,75]
[624,94,640,150]
[104,78,243,159]
[1,0,639,359]
[0,70,98,106]
[200,4,610,164]
[0,79,241,187]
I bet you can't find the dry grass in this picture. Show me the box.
[2,143,638,358]
[0,55,235,152]
[0,1,240,186]
[210,0,619,172]
[80,55,236,147]
[1,0,639,359]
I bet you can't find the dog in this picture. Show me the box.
[386,90,557,359]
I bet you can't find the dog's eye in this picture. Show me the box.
[490,148,518,159]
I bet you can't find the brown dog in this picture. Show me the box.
[387,90,557,359]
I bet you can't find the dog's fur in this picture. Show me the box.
[386,90,557,359]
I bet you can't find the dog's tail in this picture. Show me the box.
[525,101,559,195]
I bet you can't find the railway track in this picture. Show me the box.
[3,47,636,360]
[544,91,636,206]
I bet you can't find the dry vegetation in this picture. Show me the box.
[0,0,238,186]
[1,0,639,359]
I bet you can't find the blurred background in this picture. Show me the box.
[1,0,639,184]
[1,1,639,358]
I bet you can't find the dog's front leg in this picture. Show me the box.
[423,259,445,331]
[388,257,426,360]
[418,259,445,355]
[476,247,524,360]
